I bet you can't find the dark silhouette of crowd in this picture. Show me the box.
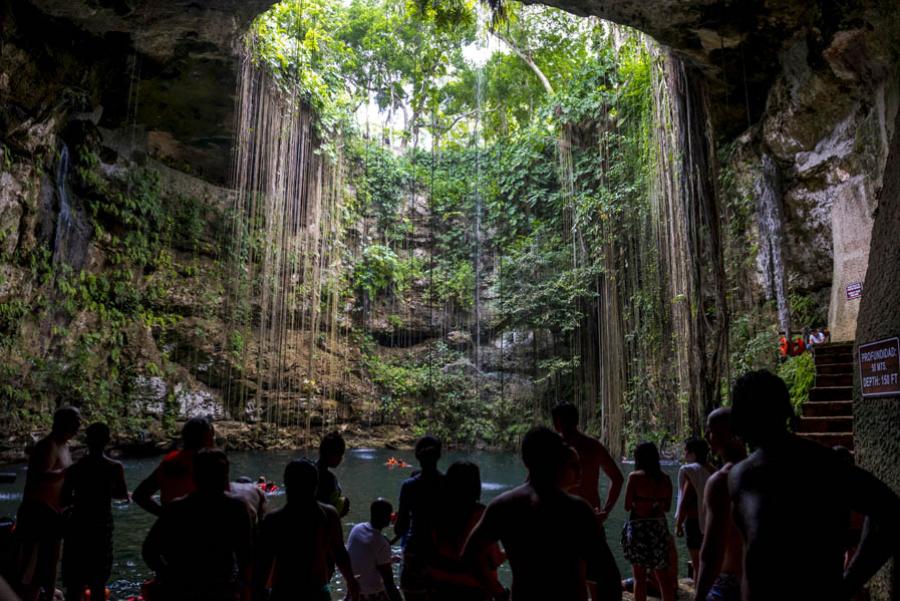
[5,369,900,601]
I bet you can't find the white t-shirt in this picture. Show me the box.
[346,522,392,595]
[677,462,712,531]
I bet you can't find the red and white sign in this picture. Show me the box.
[846,281,863,300]
[859,337,900,398]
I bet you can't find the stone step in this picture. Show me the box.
[809,386,853,402]
[815,352,854,366]
[800,432,854,449]
[815,373,853,387]
[813,343,855,356]
[801,400,853,418]
[796,416,853,433]
[815,362,855,375]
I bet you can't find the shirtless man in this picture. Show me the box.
[692,408,745,601]
[728,370,900,601]
[254,459,359,601]
[462,426,622,601]
[15,406,81,601]
[553,403,623,601]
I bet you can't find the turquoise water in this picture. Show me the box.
[0,448,687,599]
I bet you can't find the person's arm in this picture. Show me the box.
[598,443,624,520]
[328,509,359,601]
[675,477,691,536]
[693,473,727,601]
[254,516,276,601]
[112,462,129,502]
[142,512,167,573]
[462,502,506,601]
[132,468,163,516]
[842,464,900,596]
[622,473,635,513]
[392,481,411,544]
[662,476,673,513]
[377,564,402,601]
[60,463,76,509]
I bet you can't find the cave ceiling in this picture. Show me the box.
[9,0,899,182]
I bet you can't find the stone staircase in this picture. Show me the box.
[796,342,855,450]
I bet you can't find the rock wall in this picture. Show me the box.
[854,103,900,601]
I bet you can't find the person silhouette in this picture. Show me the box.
[394,436,445,601]
[133,417,215,516]
[462,427,622,601]
[61,422,129,601]
[692,408,746,601]
[552,403,623,601]
[674,437,714,581]
[316,431,349,517]
[254,459,359,601]
[728,370,900,601]
[14,406,81,601]
[142,449,253,601]
[431,461,505,601]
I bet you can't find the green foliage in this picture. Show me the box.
[778,352,816,412]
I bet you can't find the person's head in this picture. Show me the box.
[706,407,735,455]
[833,445,855,466]
[446,460,481,505]
[284,459,318,501]
[370,498,393,530]
[52,406,81,440]
[560,444,582,493]
[257,476,267,484]
[684,437,709,464]
[731,370,794,447]
[414,435,442,470]
[521,426,566,486]
[85,422,110,454]
[193,449,230,493]
[319,431,346,468]
[634,441,663,479]
[551,402,579,434]
[182,416,215,450]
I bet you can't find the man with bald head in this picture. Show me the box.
[693,408,745,601]
[728,370,900,601]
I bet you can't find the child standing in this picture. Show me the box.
[347,499,402,601]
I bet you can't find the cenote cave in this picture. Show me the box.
[1,0,900,600]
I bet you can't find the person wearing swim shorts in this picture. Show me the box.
[61,422,129,601]
[552,402,623,601]
[675,437,714,581]
[692,408,745,601]
[622,442,676,601]
[14,406,81,601]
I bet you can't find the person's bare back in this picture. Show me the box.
[24,436,72,512]
[465,481,603,601]
[692,465,741,601]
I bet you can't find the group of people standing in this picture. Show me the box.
[6,368,900,601]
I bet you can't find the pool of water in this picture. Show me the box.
[0,448,687,599]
